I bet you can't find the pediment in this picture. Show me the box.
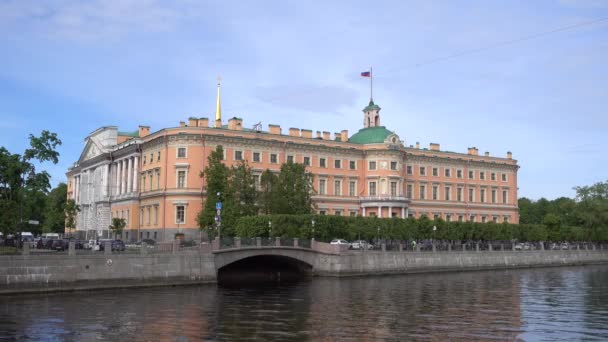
[78,137,108,163]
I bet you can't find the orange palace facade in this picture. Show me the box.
[67,90,519,241]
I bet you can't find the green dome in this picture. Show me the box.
[349,126,394,144]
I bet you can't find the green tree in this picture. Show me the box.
[197,146,229,236]
[109,217,126,238]
[43,183,68,233]
[228,160,258,217]
[259,169,279,214]
[64,198,80,235]
[274,162,314,214]
[574,180,608,241]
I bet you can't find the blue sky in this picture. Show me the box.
[0,0,606,200]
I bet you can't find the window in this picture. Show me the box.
[147,207,151,225]
[334,159,341,169]
[253,175,260,190]
[420,166,426,176]
[503,216,509,223]
[303,156,311,166]
[140,208,144,225]
[270,153,278,164]
[458,215,463,222]
[481,216,487,223]
[235,150,243,161]
[445,168,451,177]
[420,185,426,200]
[319,210,326,215]
[149,171,153,190]
[502,190,508,204]
[434,214,440,220]
[502,173,507,182]
[177,170,186,188]
[154,206,158,225]
[445,186,451,201]
[156,170,160,189]
[493,216,498,223]
[390,161,398,170]
[480,189,486,203]
[407,166,412,175]
[319,179,326,195]
[153,232,157,239]
[432,186,438,200]
[457,188,463,202]
[150,153,153,163]
[157,151,161,162]
[349,160,356,170]
[469,188,474,202]
[349,181,356,196]
[390,182,397,196]
[147,231,150,239]
[177,147,186,158]
[446,214,451,222]
[350,211,357,217]
[320,158,327,168]
[126,210,129,226]
[491,173,496,181]
[141,175,146,192]
[369,161,377,170]
[334,211,342,216]
[432,167,438,176]
[406,184,413,198]
[457,169,463,178]
[480,171,485,180]
[469,215,475,222]
[287,155,294,163]
[334,180,342,196]
[253,152,261,162]
[176,205,185,224]
[469,170,474,179]
[369,181,377,196]
[491,189,497,203]
[143,156,146,165]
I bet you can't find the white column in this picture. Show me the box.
[102,164,108,197]
[133,156,139,192]
[401,207,405,219]
[389,206,393,218]
[126,158,132,194]
[114,162,120,196]
[405,208,409,218]
[120,160,125,194]
[362,207,366,217]
[377,206,382,218]
[74,176,79,203]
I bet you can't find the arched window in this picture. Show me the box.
[374,115,379,126]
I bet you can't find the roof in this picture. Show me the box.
[362,100,381,112]
[348,126,393,144]
[118,130,139,138]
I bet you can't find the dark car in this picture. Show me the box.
[99,240,125,252]
[37,238,49,249]
[51,239,68,251]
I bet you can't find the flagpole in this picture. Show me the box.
[370,66,373,101]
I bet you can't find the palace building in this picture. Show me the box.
[66,80,519,241]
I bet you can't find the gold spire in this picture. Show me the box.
[215,75,222,122]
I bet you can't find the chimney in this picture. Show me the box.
[484,151,490,157]
[301,129,312,138]
[430,143,440,151]
[289,128,300,137]
[467,147,479,156]
[333,132,342,141]
[322,131,330,140]
[198,118,209,127]
[507,151,512,159]
[214,119,222,128]
[341,130,348,142]
[415,142,420,149]
[138,125,150,138]
[179,121,186,127]
[269,124,281,135]
[228,117,243,130]
[188,117,198,127]
[316,131,322,139]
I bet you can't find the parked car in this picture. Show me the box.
[514,243,523,251]
[99,240,125,252]
[51,239,68,251]
[330,239,349,246]
[561,243,570,250]
[351,240,373,250]
[523,243,531,250]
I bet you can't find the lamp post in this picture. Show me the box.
[311,219,315,240]
[216,192,222,242]
[433,225,437,244]
[377,226,380,245]
[268,220,272,238]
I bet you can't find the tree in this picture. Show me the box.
[197,146,230,236]
[574,180,608,241]
[228,160,258,217]
[43,183,68,233]
[275,162,314,215]
[259,169,279,214]
[109,217,126,237]
[0,131,62,234]
[64,198,80,235]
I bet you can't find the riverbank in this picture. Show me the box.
[2,249,608,295]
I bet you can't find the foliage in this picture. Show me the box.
[43,183,68,233]
[64,198,80,231]
[197,145,229,233]
[109,217,126,236]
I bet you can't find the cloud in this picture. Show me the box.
[254,84,358,114]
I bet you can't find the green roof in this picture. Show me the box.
[118,130,139,138]
[348,126,393,144]
[362,99,381,112]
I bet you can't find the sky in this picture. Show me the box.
[0,0,606,200]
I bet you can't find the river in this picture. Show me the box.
[1,265,607,341]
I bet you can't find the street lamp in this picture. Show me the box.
[311,219,315,239]
[268,220,272,238]
[377,226,380,245]
[433,225,437,244]
[216,192,222,241]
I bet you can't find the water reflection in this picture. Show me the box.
[1,266,607,341]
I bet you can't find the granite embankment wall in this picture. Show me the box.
[313,250,608,276]
[2,249,608,294]
[0,252,216,294]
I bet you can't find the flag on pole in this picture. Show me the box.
[361,71,371,77]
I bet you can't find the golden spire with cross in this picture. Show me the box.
[215,75,222,122]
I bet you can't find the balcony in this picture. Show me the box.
[359,195,410,206]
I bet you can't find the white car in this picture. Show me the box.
[351,240,373,250]
[330,239,349,246]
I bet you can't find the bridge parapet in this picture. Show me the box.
[208,237,344,255]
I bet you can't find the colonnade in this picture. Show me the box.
[112,156,139,196]
[361,206,409,218]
